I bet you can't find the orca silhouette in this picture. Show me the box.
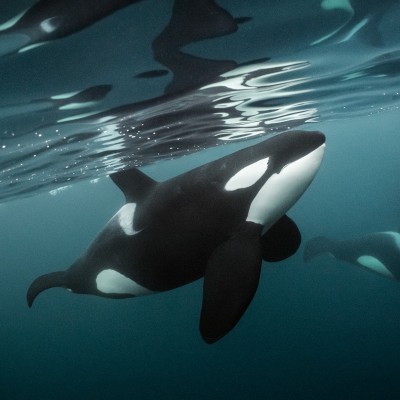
[0,0,142,56]
[28,130,325,343]
[304,231,400,280]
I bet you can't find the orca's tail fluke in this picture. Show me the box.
[303,236,336,262]
[27,271,66,307]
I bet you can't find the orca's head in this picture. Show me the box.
[225,130,326,230]
[265,130,325,168]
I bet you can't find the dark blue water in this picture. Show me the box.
[1,1,400,399]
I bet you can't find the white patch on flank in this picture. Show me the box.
[225,157,269,191]
[117,203,139,235]
[96,269,153,296]
[356,256,393,278]
[40,17,60,33]
[247,144,325,229]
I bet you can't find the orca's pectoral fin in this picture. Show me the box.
[261,215,301,262]
[200,222,263,344]
[27,271,66,307]
[110,168,157,203]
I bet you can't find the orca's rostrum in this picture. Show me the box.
[28,130,326,344]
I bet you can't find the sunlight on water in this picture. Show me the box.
[0,1,399,204]
[1,1,400,400]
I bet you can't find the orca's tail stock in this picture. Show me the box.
[27,271,66,307]
[303,236,336,262]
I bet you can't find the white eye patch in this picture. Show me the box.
[246,144,325,228]
[225,157,269,191]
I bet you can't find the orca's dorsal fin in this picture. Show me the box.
[110,168,157,203]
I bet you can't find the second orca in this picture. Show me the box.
[0,0,142,56]
[304,231,400,280]
[27,130,325,343]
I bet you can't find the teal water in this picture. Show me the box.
[1,1,400,399]
[1,111,400,399]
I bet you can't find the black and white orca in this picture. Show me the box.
[304,231,400,280]
[27,130,325,343]
[0,0,141,56]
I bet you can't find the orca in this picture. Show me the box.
[27,130,325,343]
[304,231,400,280]
[0,0,142,56]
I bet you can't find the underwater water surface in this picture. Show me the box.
[1,0,400,399]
